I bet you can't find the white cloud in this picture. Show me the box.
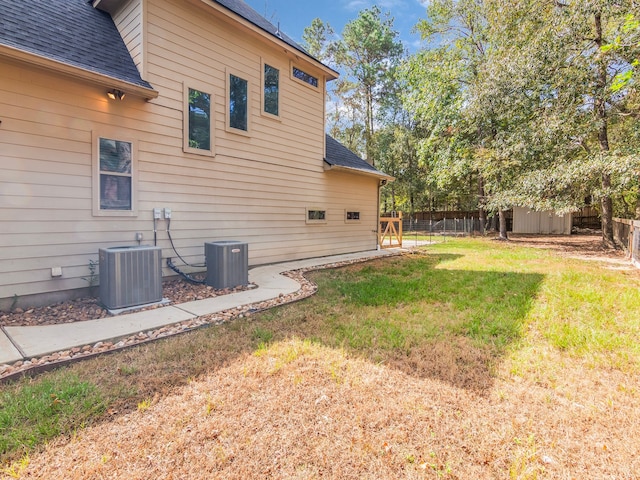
[344,0,368,11]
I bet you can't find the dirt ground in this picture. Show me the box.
[5,234,640,479]
[507,233,624,258]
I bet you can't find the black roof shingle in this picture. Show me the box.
[0,0,334,89]
[324,134,390,179]
[0,0,153,89]
[213,0,313,61]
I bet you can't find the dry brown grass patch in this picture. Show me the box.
[4,237,640,479]
[11,338,640,479]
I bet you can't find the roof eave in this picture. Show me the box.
[92,0,125,15]
[202,0,338,80]
[323,161,395,181]
[0,44,159,100]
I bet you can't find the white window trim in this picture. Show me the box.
[306,207,327,224]
[92,130,138,217]
[183,81,215,157]
[226,67,251,136]
[261,58,281,121]
[290,61,321,90]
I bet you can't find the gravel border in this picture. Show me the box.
[0,254,400,383]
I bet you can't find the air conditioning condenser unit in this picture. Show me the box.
[99,245,163,310]
[205,241,248,289]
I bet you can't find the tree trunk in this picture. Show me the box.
[478,176,486,235]
[391,185,397,212]
[594,12,615,247]
[601,174,614,246]
[498,209,509,240]
[365,86,375,166]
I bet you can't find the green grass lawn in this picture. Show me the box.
[2,237,639,467]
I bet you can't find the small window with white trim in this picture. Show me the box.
[93,132,137,216]
[292,65,319,89]
[345,210,361,223]
[306,208,327,224]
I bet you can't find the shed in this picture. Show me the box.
[512,207,572,235]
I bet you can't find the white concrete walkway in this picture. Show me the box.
[0,249,396,364]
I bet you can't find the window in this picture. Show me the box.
[229,73,249,132]
[263,63,279,116]
[93,132,137,216]
[345,211,361,222]
[184,85,214,155]
[292,66,318,88]
[306,208,327,224]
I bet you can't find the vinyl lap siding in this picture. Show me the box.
[112,0,145,77]
[0,0,380,306]
[141,0,375,264]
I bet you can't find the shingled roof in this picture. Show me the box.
[214,0,317,63]
[0,0,153,90]
[324,135,392,180]
[0,0,335,92]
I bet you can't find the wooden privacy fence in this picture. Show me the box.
[379,212,403,248]
[613,218,640,268]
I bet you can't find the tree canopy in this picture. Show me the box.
[304,0,640,243]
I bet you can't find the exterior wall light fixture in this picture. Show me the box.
[107,89,125,100]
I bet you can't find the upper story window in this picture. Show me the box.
[93,132,137,216]
[184,84,214,155]
[229,72,249,132]
[263,63,279,116]
[292,66,318,88]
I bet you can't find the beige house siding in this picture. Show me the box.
[112,0,145,78]
[0,0,381,307]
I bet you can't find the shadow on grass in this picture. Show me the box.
[281,253,545,393]
[0,253,544,462]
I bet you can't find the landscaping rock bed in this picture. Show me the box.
[0,256,386,381]
[0,276,248,328]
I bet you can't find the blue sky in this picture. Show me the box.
[243,0,430,52]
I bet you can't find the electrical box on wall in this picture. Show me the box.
[164,208,172,219]
[153,208,162,219]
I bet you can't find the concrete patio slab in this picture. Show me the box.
[0,328,23,364]
[5,305,196,358]
[2,248,399,364]
[177,267,300,317]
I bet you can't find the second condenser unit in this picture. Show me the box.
[205,241,248,289]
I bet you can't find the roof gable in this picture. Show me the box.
[211,0,337,79]
[0,0,335,92]
[0,0,151,90]
[214,1,303,55]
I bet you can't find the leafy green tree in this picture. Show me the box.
[484,0,640,245]
[331,7,405,165]
[404,0,518,237]
[403,0,640,244]
[302,18,335,63]
[605,13,640,91]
